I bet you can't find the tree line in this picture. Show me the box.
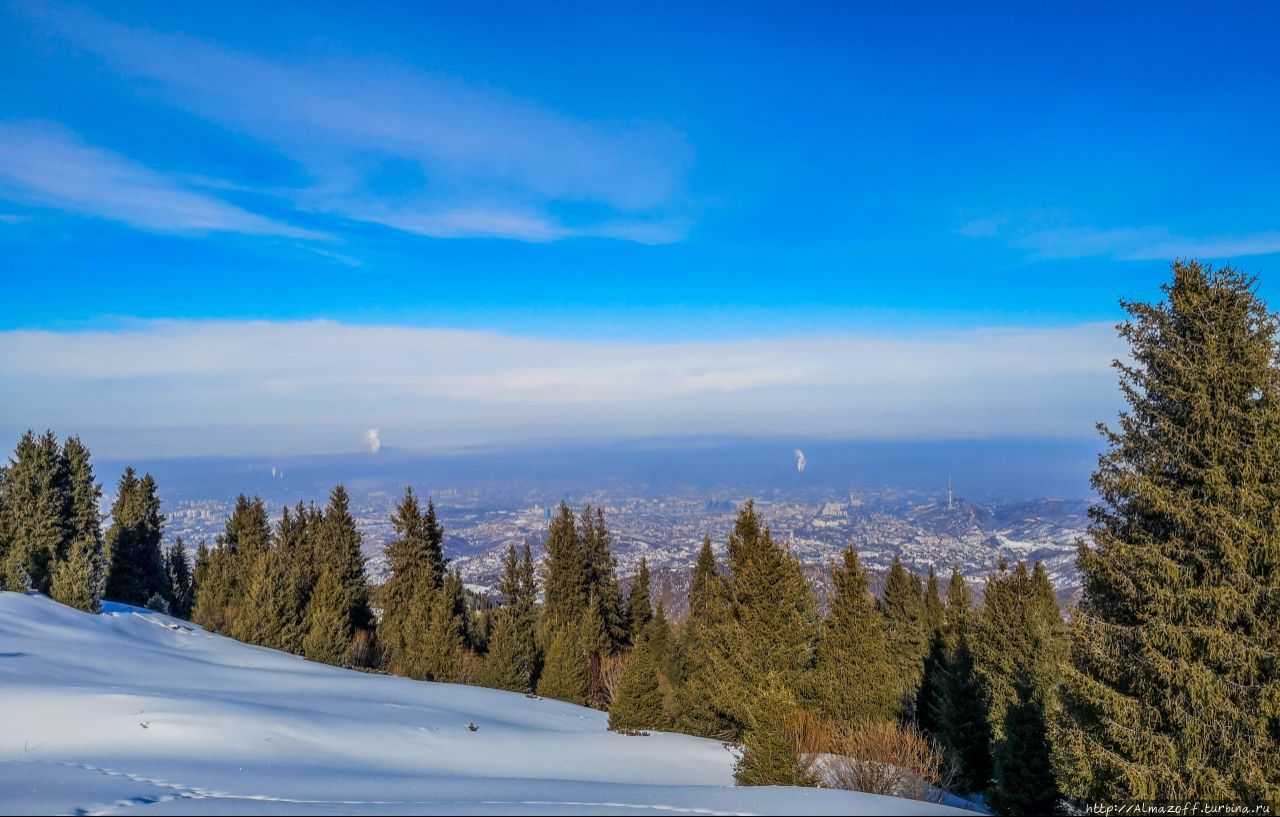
[0,438,190,618]
[1,260,1276,811]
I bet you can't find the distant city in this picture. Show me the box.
[109,437,1097,605]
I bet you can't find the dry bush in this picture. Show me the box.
[783,707,836,785]
[598,651,629,709]
[454,650,487,686]
[349,628,384,670]
[822,719,951,803]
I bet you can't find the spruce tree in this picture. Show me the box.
[445,569,474,651]
[582,590,614,708]
[915,565,947,734]
[229,546,304,651]
[973,560,1064,744]
[811,547,898,723]
[303,569,352,666]
[541,501,586,636]
[702,501,818,736]
[973,559,1064,807]
[674,535,731,738]
[414,587,464,682]
[0,430,68,592]
[482,544,540,692]
[50,536,105,613]
[103,469,167,606]
[51,436,105,611]
[314,484,372,636]
[1056,262,1280,802]
[380,487,443,675]
[923,565,944,642]
[192,540,210,606]
[581,506,626,650]
[991,681,1060,816]
[925,568,992,794]
[878,555,928,719]
[609,617,670,733]
[734,675,820,787]
[191,494,270,632]
[538,621,588,705]
[164,538,193,620]
[272,505,311,653]
[626,557,653,642]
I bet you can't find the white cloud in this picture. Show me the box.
[16,3,692,244]
[0,319,1124,457]
[0,122,320,239]
[365,428,381,454]
[961,216,1280,262]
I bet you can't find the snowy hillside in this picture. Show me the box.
[0,592,971,816]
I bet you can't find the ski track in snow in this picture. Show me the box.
[4,761,753,817]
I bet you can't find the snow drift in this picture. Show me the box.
[0,592,971,815]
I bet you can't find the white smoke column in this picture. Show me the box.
[794,449,806,473]
[365,428,381,454]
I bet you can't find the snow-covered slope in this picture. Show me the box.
[0,592,970,816]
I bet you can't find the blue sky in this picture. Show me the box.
[1,1,1277,455]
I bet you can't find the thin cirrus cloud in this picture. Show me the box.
[1015,226,1280,262]
[958,217,1280,262]
[0,319,1125,457]
[0,121,321,239]
[13,2,693,244]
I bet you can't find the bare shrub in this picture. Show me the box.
[350,628,384,670]
[822,719,951,802]
[598,651,629,709]
[454,650,487,686]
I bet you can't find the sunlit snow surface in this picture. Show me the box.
[0,592,971,815]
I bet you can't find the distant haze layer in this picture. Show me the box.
[0,319,1123,459]
[94,437,1101,504]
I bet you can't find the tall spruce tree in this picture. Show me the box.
[272,505,313,654]
[302,568,352,666]
[230,547,304,651]
[103,469,167,606]
[1056,262,1280,802]
[974,559,1064,808]
[541,501,586,636]
[191,494,270,632]
[811,547,898,723]
[924,568,992,794]
[192,540,211,605]
[313,484,371,638]
[701,501,818,736]
[674,534,730,737]
[538,618,588,705]
[991,681,1060,816]
[444,569,474,651]
[581,506,626,650]
[164,537,193,620]
[50,436,105,612]
[609,615,671,733]
[0,430,68,592]
[380,487,445,676]
[414,586,464,682]
[483,543,540,692]
[879,555,928,719]
[626,557,653,641]
[915,565,947,734]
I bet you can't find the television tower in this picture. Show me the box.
[947,473,953,511]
